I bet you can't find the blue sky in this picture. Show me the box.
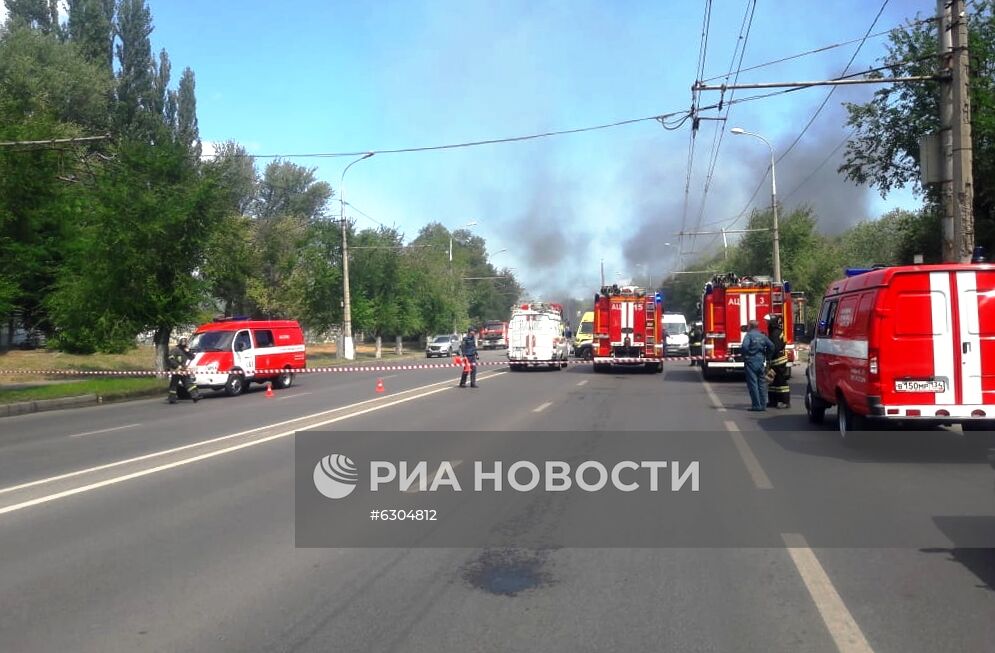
[13,1,934,296]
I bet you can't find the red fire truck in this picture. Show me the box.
[592,285,663,373]
[699,273,795,380]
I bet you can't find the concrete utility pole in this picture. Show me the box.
[339,152,375,360]
[938,0,975,262]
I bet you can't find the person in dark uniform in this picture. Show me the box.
[167,337,200,404]
[689,321,703,366]
[458,328,479,388]
[766,315,791,409]
[741,319,774,411]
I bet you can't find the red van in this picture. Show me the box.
[187,318,306,396]
[805,264,995,442]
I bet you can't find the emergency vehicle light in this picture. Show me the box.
[845,268,873,277]
[654,292,663,304]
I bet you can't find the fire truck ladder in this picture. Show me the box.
[644,298,656,347]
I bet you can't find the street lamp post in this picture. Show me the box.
[340,152,374,360]
[730,128,781,285]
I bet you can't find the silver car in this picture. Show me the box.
[426,334,460,358]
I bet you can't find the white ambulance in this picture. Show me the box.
[507,302,569,370]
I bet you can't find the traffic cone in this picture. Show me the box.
[265,381,274,398]
[453,355,462,366]
[463,357,472,373]
[375,378,385,394]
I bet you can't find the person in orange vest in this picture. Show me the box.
[458,327,479,388]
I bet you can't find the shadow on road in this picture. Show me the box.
[921,541,995,592]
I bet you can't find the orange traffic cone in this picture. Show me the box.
[463,357,472,373]
[265,381,274,398]
[453,355,462,366]
[375,378,385,394]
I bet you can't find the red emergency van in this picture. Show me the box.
[805,263,995,442]
[187,318,306,396]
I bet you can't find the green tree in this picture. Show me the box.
[66,0,115,71]
[4,0,60,34]
[47,136,226,357]
[175,67,199,157]
[840,2,995,251]
[254,160,332,221]
[113,0,155,136]
[0,26,113,333]
[350,227,423,356]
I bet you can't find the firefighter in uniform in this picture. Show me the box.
[458,328,479,388]
[741,319,774,411]
[766,314,791,409]
[689,321,703,366]
[167,337,200,404]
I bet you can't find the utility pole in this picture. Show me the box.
[938,0,974,262]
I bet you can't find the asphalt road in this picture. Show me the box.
[0,352,993,652]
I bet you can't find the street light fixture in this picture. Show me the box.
[339,152,375,360]
[730,127,781,285]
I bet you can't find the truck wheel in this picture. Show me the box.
[273,368,294,389]
[224,371,245,397]
[700,362,715,381]
[805,382,826,424]
[582,347,593,361]
[836,396,865,446]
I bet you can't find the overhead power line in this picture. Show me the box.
[697,14,935,84]
[202,111,689,160]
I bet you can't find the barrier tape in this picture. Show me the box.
[0,357,723,377]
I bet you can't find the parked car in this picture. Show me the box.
[426,334,460,358]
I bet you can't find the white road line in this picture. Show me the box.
[0,372,503,498]
[782,533,875,653]
[724,420,773,490]
[576,379,588,386]
[703,379,728,412]
[276,392,313,401]
[69,423,142,438]
[403,460,463,493]
[533,401,553,413]
[0,373,508,517]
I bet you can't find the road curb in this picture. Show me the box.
[0,387,166,418]
[1,394,99,418]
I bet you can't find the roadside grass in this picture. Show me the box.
[0,377,165,404]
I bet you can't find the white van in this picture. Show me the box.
[662,313,690,357]
[507,302,569,370]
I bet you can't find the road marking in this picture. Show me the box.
[69,423,142,438]
[276,392,313,401]
[0,373,508,517]
[703,379,728,412]
[533,401,553,413]
[576,379,588,386]
[0,372,504,498]
[403,460,463,493]
[724,420,773,490]
[782,533,874,653]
